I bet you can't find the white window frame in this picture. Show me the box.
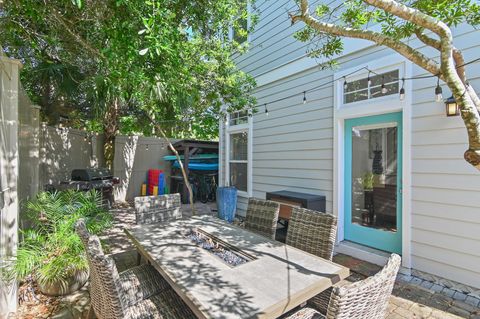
[333,54,413,270]
[343,69,400,105]
[225,110,253,197]
[337,64,403,111]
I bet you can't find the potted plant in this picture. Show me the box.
[14,190,112,296]
[361,172,375,224]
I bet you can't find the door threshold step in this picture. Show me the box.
[335,241,392,266]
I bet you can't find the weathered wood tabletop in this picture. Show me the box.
[125,215,349,319]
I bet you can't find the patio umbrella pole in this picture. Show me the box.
[148,115,195,215]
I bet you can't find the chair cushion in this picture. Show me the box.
[282,307,325,319]
[126,288,197,319]
[120,264,171,307]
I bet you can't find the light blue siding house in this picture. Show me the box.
[219,0,480,295]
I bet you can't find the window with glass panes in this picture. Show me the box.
[343,70,399,104]
[229,131,248,192]
[229,110,249,126]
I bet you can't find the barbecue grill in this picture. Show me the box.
[46,168,119,208]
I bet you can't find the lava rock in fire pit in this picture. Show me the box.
[187,230,248,267]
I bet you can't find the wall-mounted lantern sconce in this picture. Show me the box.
[445,96,460,117]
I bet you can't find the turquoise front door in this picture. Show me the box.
[344,112,402,254]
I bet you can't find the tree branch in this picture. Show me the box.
[415,28,467,83]
[290,2,441,76]
[362,0,451,39]
[293,0,480,169]
[49,10,105,61]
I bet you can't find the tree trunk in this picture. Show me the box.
[146,113,196,215]
[103,98,120,170]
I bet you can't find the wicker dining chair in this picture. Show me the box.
[286,207,337,260]
[75,220,196,319]
[244,198,280,239]
[134,193,182,225]
[282,254,402,319]
[285,207,338,313]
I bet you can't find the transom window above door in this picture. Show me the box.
[344,69,399,104]
[229,110,249,126]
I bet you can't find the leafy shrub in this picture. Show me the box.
[14,190,112,287]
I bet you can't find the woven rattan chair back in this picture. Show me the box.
[244,198,280,239]
[134,193,182,224]
[286,207,337,261]
[75,220,127,319]
[326,254,401,319]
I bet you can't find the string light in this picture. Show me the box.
[399,78,405,101]
[84,135,88,142]
[244,56,480,116]
[145,144,149,151]
[435,77,443,102]
[303,91,307,104]
[381,76,387,94]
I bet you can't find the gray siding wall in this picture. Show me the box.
[235,0,312,76]
[223,12,480,289]
[251,69,335,212]
[409,26,480,288]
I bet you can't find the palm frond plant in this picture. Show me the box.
[14,190,112,296]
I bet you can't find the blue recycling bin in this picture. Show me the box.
[216,187,237,223]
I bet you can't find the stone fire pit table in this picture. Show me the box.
[125,215,349,319]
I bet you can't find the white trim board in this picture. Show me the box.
[333,54,413,269]
[224,112,253,197]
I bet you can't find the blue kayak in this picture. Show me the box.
[163,154,218,161]
[172,161,218,171]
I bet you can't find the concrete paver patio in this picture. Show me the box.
[43,203,480,319]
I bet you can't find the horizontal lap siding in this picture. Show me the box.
[233,4,480,289]
[410,25,480,288]
[235,0,342,76]
[250,68,335,214]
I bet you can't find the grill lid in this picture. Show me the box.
[71,168,113,181]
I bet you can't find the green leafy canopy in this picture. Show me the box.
[294,0,480,62]
[0,0,258,139]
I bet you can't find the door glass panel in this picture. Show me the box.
[351,125,398,232]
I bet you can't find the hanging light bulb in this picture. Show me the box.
[145,144,149,151]
[264,103,269,116]
[367,71,372,86]
[84,135,88,142]
[435,77,443,102]
[381,76,387,94]
[343,76,348,90]
[399,78,405,101]
[303,91,307,104]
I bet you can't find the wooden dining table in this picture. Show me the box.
[125,215,349,319]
